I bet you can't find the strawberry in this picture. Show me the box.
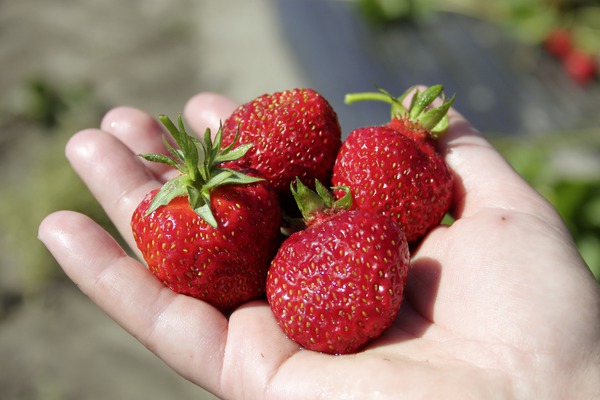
[544,28,573,60]
[543,27,598,85]
[266,179,410,354]
[131,115,282,310]
[563,49,598,85]
[331,85,455,243]
[221,88,342,212]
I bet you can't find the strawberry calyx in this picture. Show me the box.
[139,114,263,228]
[289,178,352,228]
[344,85,455,138]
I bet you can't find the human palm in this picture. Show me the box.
[39,93,600,399]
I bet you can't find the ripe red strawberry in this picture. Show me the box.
[544,28,573,60]
[332,85,454,243]
[563,49,598,85]
[266,179,410,354]
[131,115,282,310]
[221,88,342,212]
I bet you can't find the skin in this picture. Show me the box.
[39,92,600,399]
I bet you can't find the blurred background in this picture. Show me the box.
[1,0,598,398]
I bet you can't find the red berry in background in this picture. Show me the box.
[544,28,573,60]
[563,49,598,85]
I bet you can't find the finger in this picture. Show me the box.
[38,211,228,395]
[100,106,174,179]
[66,128,160,249]
[183,92,238,135]
[439,109,556,220]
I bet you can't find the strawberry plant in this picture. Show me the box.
[266,179,410,354]
[356,0,600,85]
[131,115,282,310]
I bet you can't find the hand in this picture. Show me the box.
[39,92,600,399]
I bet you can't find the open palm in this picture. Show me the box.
[39,93,600,399]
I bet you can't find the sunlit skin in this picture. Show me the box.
[39,91,600,399]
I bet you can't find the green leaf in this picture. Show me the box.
[210,125,222,158]
[186,186,218,228]
[159,114,180,141]
[582,194,600,228]
[199,127,214,170]
[158,114,202,182]
[214,126,252,163]
[331,185,353,209]
[140,113,270,226]
[409,85,443,120]
[315,179,335,208]
[177,116,187,138]
[205,168,264,191]
[374,85,410,120]
[419,94,455,135]
[194,203,218,228]
[163,136,184,164]
[291,178,326,221]
[391,85,415,119]
[145,175,189,216]
[221,126,240,151]
[204,169,234,190]
[215,143,253,163]
[291,178,353,222]
[138,152,180,170]
[182,139,200,182]
[187,185,202,209]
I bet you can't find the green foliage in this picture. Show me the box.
[357,0,436,25]
[494,130,600,282]
[142,115,261,228]
[355,0,600,52]
[0,79,115,295]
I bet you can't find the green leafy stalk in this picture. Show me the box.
[290,178,352,222]
[344,84,455,137]
[138,114,263,228]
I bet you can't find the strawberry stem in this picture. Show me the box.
[139,114,263,227]
[344,84,455,137]
[290,178,352,223]
[344,91,394,105]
